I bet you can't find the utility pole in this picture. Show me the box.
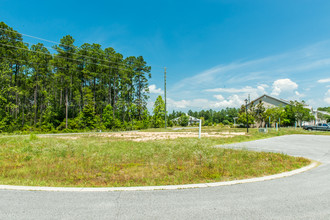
[164,67,167,129]
[245,99,249,133]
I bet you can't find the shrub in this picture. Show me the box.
[103,105,114,129]
[179,114,189,127]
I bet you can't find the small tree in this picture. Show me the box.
[237,112,255,126]
[152,95,165,128]
[82,104,96,128]
[293,101,314,126]
[253,101,266,127]
[286,101,314,126]
[103,104,114,129]
[264,106,289,126]
[238,104,254,128]
[200,117,205,126]
[179,114,189,127]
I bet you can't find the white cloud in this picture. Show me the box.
[213,95,245,108]
[205,86,256,93]
[258,84,269,88]
[257,84,268,94]
[325,89,330,104]
[148,84,163,94]
[168,98,211,109]
[168,95,245,110]
[205,85,268,103]
[213,94,224,100]
[169,99,190,109]
[317,78,330,83]
[271,78,298,96]
[205,85,269,94]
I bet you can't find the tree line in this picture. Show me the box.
[0,21,151,132]
[168,108,239,126]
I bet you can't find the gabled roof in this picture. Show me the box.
[172,114,200,122]
[248,94,291,106]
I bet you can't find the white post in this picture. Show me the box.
[279,118,281,129]
[276,123,278,131]
[199,119,202,139]
[233,117,238,128]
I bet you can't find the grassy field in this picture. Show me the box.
[0,128,313,187]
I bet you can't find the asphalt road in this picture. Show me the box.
[1,135,330,219]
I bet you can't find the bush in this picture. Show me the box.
[103,105,114,129]
[81,104,96,128]
[167,120,173,127]
[179,114,189,127]
[113,118,122,129]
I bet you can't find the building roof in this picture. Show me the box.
[248,94,291,107]
[172,114,200,122]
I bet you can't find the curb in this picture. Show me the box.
[0,162,318,192]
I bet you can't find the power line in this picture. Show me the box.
[0,39,134,69]
[0,42,130,71]
[28,40,134,68]
[0,27,162,70]
[0,27,124,61]
[0,54,131,75]
[164,67,167,129]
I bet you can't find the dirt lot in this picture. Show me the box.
[95,131,245,142]
[49,131,246,142]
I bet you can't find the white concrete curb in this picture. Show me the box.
[0,162,318,192]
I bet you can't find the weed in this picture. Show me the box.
[29,134,38,141]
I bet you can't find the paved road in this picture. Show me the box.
[1,135,330,219]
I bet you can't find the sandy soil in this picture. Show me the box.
[48,131,246,142]
[97,131,245,142]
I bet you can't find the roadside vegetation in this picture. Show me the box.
[0,128,311,187]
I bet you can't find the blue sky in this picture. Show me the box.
[2,0,330,111]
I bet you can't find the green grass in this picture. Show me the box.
[0,129,311,187]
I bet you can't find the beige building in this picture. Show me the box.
[248,94,290,109]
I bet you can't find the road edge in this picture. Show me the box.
[0,161,319,192]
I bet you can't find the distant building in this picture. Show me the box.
[248,94,291,109]
[172,114,200,126]
[303,106,330,125]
